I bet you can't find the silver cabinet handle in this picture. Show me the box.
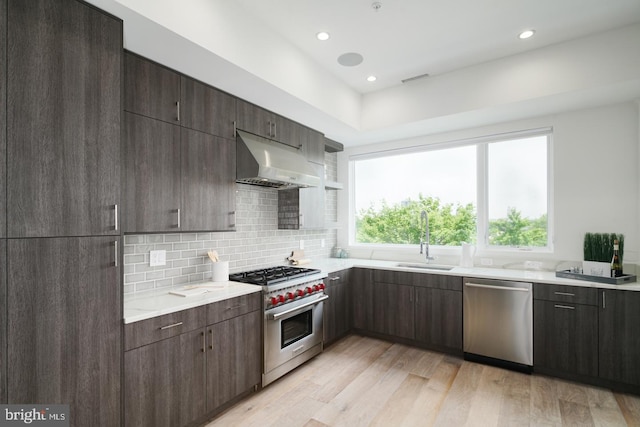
[464,282,530,292]
[233,120,237,138]
[554,304,575,310]
[554,291,574,297]
[114,204,118,231]
[603,291,606,309]
[270,295,329,320]
[201,331,205,353]
[159,322,183,330]
[114,241,118,267]
[209,329,213,350]
[299,214,304,228]
[176,101,180,122]
[273,122,277,139]
[177,208,181,228]
[230,211,236,228]
[329,276,340,281]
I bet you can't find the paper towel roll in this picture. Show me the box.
[211,261,229,282]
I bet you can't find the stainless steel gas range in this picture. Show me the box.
[229,266,328,386]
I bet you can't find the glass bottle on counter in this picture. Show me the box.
[611,239,623,277]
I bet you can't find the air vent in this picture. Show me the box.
[401,73,430,84]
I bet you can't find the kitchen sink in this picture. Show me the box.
[396,263,454,271]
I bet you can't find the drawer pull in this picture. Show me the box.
[226,304,244,311]
[209,329,213,350]
[554,304,575,310]
[329,276,340,281]
[554,291,575,297]
[159,322,183,330]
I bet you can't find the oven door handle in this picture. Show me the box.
[270,295,329,320]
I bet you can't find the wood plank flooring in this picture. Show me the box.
[205,335,640,427]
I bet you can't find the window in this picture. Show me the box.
[350,129,552,251]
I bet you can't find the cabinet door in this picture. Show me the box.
[123,113,181,233]
[7,237,121,426]
[181,76,236,138]
[207,311,261,412]
[534,300,597,377]
[7,0,121,238]
[303,129,326,164]
[415,287,462,351]
[0,0,5,238]
[181,129,236,231]
[351,268,374,331]
[599,290,640,386]
[236,99,274,139]
[324,270,351,344]
[0,240,5,404]
[124,52,180,124]
[273,114,306,149]
[372,281,415,339]
[124,330,206,427]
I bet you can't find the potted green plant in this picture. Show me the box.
[583,232,624,277]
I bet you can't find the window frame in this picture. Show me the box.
[348,127,554,253]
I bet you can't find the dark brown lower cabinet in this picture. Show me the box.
[534,300,598,377]
[207,311,261,412]
[599,289,640,387]
[371,281,415,339]
[7,237,121,427]
[124,298,261,427]
[0,240,6,403]
[415,287,462,351]
[323,269,351,345]
[124,330,206,427]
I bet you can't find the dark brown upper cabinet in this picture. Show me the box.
[124,51,181,124]
[7,0,121,238]
[180,76,236,139]
[123,113,181,233]
[181,129,236,232]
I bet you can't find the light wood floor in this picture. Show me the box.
[206,334,640,427]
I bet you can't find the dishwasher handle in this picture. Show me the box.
[464,282,530,292]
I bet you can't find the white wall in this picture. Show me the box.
[337,101,639,267]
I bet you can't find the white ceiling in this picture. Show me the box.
[87,0,640,147]
[233,0,640,94]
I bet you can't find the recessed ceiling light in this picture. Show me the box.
[519,29,535,39]
[367,75,377,82]
[316,31,330,41]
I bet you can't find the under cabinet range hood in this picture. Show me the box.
[236,130,321,189]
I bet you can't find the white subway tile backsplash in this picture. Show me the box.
[123,153,339,294]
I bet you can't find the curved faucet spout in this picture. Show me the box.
[420,210,434,261]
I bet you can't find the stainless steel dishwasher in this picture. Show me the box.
[463,277,533,371]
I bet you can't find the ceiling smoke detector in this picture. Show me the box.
[372,2,382,11]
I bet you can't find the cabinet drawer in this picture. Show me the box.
[124,306,206,351]
[326,269,350,287]
[534,283,597,305]
[207,292,261,325]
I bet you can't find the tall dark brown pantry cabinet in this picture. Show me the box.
[3,1,123,426]
[0,0,6,239]
[7,0,121,238]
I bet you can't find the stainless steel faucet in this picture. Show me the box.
[419,210,435,262]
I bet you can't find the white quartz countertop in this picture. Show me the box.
[124,258,640,324]
[123,281,261,324]
[305,258,640,291]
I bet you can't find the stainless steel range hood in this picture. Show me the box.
[236,130,321,189]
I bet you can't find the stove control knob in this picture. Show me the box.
[297,289,305,297]
[306,287,313,294]
[313,285,319,292]
[287,292,295,300]
[270,297,278,306]
[277,294,285,303]
[319,283,326,290]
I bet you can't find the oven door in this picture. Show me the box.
[264,294,327,374]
